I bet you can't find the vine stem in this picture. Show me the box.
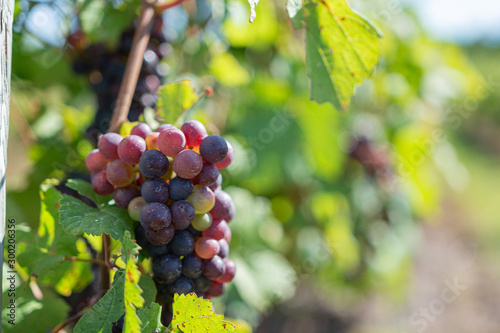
[51,306,91,333]
[108,0,157,133]
[155,0,186,13]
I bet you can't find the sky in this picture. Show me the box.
[409,0,500,44]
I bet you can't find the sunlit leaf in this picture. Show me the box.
[74,271,127,333]
[122,231,144,333]
[59,194,135,241]
[289,0,382,110]
[170,293,235,332]
[156,80,199,125]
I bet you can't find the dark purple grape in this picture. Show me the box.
[169,177,194,201]
[193,162,220,187]
[111,314,125,333]
[92,171,114,196]
[215,140,234,169]
[153,254,182,284]
[145,224,175,246]
[168,276,194,295]
[207,281,226,297]
[193,276,212,293]
[172,150,203,179]
[199,135,228,164]
[98,133,123,160]
[131,123,152,139]
[210,190,235,221]
[187,225,202,238]
[170,200,196,230]
[135,224,149,249]
[140,202,171,231]
[181,120,207,147]
[208,174,222,192]
[215,258,236,283]
[182,254,203,279]
[203,255,225,280]
[141,178,169,203]
[139,149,169,178]
[148,244,169,257]
[170,230,195,256]
[118,135,147,165]
[113,185,140,209]
[217,239,229,259]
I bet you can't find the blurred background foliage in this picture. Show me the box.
[5,0,500,331]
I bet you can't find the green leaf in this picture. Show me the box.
[1,268,71,333]
[169,293,235,332]
[138,274,157,306]
[65,178,110,207]
[17,180,90,287]
[137,303,165,332]
[288,0,382,110]
[59,194,135,241]
[156,80,199,125]
[74,270,127,333]
[123,231,144,333]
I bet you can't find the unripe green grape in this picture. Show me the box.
[128,196,147,221]
[187,185,215,214]
[191,213,213,231]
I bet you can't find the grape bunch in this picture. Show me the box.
[85,120,236,324]
[69,19,169,140]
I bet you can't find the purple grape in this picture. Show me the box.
[215,140,234,169]
[207,281,226,297]
[180,120,207,147]
[208,174,222,192]
[113,185,140,209]
[140,202,171,231]
[145,224,175,246]
[86,149,109,173]
[118,135,147,165]
[170,230,195,256]
[139,149,169,178]
[98,133,123,160]
[217,239,229,259]
[153,254,182,284]
[193,276,212,293]
[106,160,135,187]
[92,171,114,196]
[170,200,195,230]
[169,177,193,201]
[203,255,225,280]
[199,135,228,164]
[182,254,203,279]
[172,149,203,179]
[141,178,169,203]
[158,128,186,157]
[193,162,220,187]
[215,258,236,283]
[131,123,152,139]
[168,276,194,295]
[210,190,235,221]
[202,219,228,241]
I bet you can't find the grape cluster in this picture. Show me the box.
[69,19,169,140]
[85,120,236,324]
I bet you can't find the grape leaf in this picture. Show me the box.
[59,194,135,241]
[17,180,87,285]
[169,293,235,332]
[74,271,127,333]
[137,303,165,332]
[122,231,144,333]
[156,80,199,125]
[65,178,110,207]
[288,0,382,110]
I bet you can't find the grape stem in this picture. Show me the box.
[108,0,157,133]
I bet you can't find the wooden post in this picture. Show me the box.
[1,0,14,306]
